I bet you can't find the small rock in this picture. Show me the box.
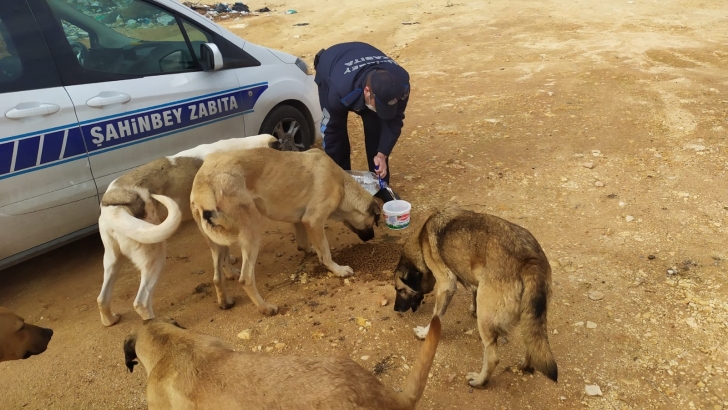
[380,297,388,307]
[356,317,371,327]
[667,269,678,276]
[237,329,252,340]
[585,384,603,396]
[582,161,595,169]
[360,355,370,361]
[625,215,635,222]
[586,321,597,329]
[686,317,698,328]
[553,329,559,334]
[589,291,604,301]
[275,342,286,350]
[574,321,585,327]
[448,373,457,383]
[594,181,605,187]
[344,278,351,285]
[464,329,474,335]
[592,150,602,157]
[648,255,656,260]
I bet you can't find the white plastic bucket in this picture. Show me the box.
[382,200,411,230]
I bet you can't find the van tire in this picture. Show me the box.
[259,105,311,151]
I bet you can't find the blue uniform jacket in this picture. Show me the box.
[315,42,410,156]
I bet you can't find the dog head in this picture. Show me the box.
[0,307,53,362]
[343,199,382,242]
[123,317,186,373]
[393,256,434,313]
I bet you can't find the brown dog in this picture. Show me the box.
[190,147,381,316]
[123,316,441,410]
[97,134,279,326]
[0,307,53,362]
[393,206,558,388]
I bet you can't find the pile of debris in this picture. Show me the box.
[181,2,274,20]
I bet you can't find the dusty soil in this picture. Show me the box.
[2,0,727,409]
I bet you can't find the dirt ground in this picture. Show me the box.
[2,0,727,409]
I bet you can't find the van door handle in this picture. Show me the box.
[86,92,131,108]
[5,103,61,119]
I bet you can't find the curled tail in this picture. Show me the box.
[400,316,441,407]
[521,263,558,382]
[101,194,181,244]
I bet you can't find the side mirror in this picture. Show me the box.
[200,43,223,71]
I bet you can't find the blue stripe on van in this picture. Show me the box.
[14,136,41,171]
[0,142,14,174]
[0,84,268,180]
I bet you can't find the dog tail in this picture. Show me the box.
[400,315,441,407]
[521,263,558,382]
[104,194,182,244]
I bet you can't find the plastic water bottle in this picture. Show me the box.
[374,165,387,189]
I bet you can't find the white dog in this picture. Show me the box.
[96,134,279,326]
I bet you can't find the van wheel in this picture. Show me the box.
[260,105,311,151]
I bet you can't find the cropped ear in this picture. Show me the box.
[123,335,138,373]
[169,318,186,330]
[369,199,383,227]
[268,138,283,151]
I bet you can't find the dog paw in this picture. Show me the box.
[413,325,430,340]
[518,362,535,374]
[466,372,488,388]
[219,299,235,310]
[258,304,279,316]
[297,245,315,255]
[332,265,354,278]
[101,313,121,327]
[229,255,238,265]
[225,266,241,280]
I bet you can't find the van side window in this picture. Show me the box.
[0,18,22,85]
[0,5,62,94]
[182,21,214,61]
[49,0,200,75]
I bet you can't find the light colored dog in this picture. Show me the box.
[393,206,558,388]
[190,147,382,316]
[123,316,441,410]
[96,134,279,326]
[0,307,53,362]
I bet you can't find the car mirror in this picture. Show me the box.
[200,43,223,71]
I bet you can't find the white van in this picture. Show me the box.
[0,0,322,269]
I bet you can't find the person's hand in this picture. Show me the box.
[373,153,388,179]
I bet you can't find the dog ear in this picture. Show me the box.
[123,335,138,373]
[169,318,186,330]
[268,139,283,151]
[369,199,383,227]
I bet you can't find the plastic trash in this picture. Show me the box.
[232,2,250,12]
[157,15,175,25]
[215,3,232,12]
[285,9,297,14]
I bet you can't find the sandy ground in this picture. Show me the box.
[2,0,727,409]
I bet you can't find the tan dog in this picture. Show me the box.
[190,147,381,316]
[0,307,53,362]
[97,134,280,326]
[123,316,440,410]
[393,206,558,388]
